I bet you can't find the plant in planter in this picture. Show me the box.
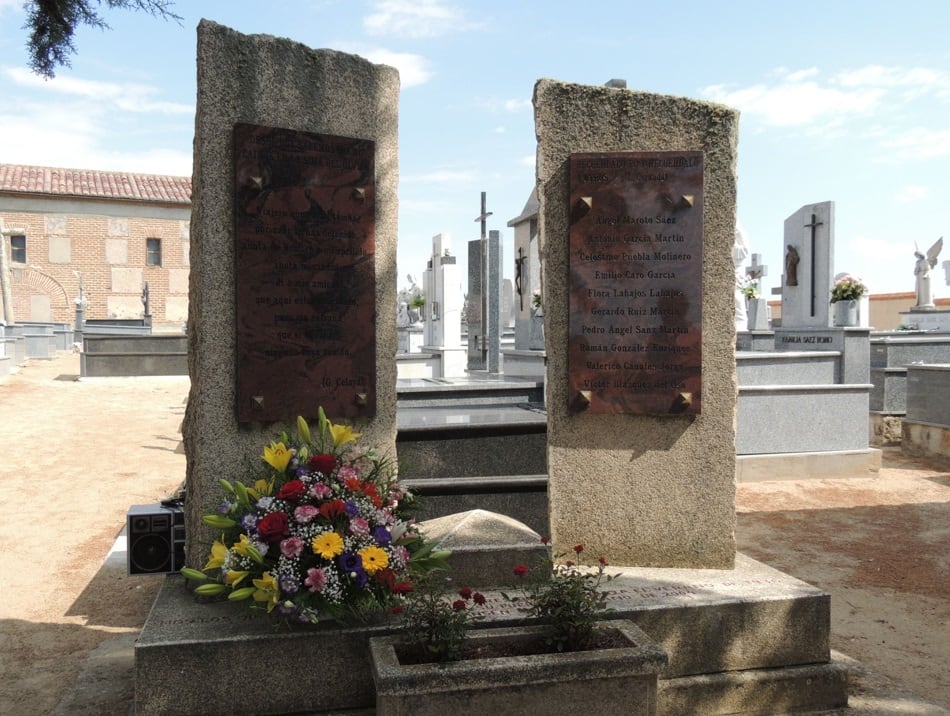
[393,570,487,663]
[505,542,616,651]
[370,541,667,715]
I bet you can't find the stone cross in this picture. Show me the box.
[746,254,768,282]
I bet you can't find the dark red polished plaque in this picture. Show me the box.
[234,123,376,423]
[568,151,703,415]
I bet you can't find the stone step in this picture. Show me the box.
[80,352,188,377]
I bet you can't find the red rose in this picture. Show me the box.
[392,582,413,594]
[458,587,472,599]
[540,536,550,545]
[473,592,486,605]
[452,600,467,611]
[598,556,607,566]
[277,479,306,502]
[309,454,338,475]
[258,512,289,543]
[513,564,529,577]
[573,544,584,554]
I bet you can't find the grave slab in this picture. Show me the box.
[135,554,835,715]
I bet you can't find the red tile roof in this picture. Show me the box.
[0,164,191,205]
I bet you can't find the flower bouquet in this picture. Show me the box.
[183,409,449,624]
[830,274,866,303]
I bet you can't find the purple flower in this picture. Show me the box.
[276,601,298,618]
[344,501,360,517]
[241,513,259,532]
[279,575,300,594]
[217,501,234,514]
[339,552,367,587]
[371,526,392,546]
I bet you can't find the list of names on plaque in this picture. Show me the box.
[568,151,703,415]
[234,123,376,423]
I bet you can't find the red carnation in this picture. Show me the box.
[452,600,467,611]
[573,544,584,554]
[391,605,404,615]
[473,592,486,606]
[540,536,550,545]
[392,582,413,594]
[513,564,529,577]
[277,479,306,502]
[257,512,290,543]
[309,453,338,475]
[319,499,346,519]
[598,556,607,566]
[458,586,472,600]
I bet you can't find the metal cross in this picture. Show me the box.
[515,247,526,310]
[804,213,823,317]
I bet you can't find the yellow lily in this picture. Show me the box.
[252,571,280,612]
[328,421,361,447]
[247,478,273,500]
[203,540,228,570]
[224,570,249,587]
[231,533,255,558]
[262,441,292,472]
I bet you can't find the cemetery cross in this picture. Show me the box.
[804,213,823,317]
[473,191,493,357]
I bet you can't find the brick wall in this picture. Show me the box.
[1,203,190,326]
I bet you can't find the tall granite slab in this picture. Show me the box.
[487,229,502,373]
[781,202,834,328]
[184,20,399,564]
[535,80,738,568]
[466,239,485,369]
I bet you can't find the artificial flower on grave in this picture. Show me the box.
[185,407,450,624]
[830,274,867,303]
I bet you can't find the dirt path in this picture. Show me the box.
[0,352,947,713]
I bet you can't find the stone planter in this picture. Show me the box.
[833,299,859,327]
[370,619,667,716]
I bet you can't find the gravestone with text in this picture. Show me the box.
[781,201,834,328]
[182,20,399,565]
[535,79,738,568]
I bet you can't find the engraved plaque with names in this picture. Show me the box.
[568,151,703,415]
[234,123,376,423]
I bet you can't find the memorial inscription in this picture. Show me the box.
[234,123,376,423]
[568,151,703,415]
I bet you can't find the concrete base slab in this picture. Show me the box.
[659,660,848,716]
[135,553,840,715]
[737,448,882,482]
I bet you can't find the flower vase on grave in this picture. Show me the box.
[832,300,859,327]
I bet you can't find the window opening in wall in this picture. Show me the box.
[146,237,162,266]
[10,235,26,263]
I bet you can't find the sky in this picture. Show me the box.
[0,0,948,301]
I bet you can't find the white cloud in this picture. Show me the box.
[4,66,193,114]
[879,128,950,159]
[363,0,473,39]
[896,185,931,203]
[494,126,505,134]
[702,77,882,127]
[474,97,532,113]
[358,49,432,87]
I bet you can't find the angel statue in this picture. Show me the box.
[914,237,943,309]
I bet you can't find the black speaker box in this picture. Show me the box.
[127,503,185,575]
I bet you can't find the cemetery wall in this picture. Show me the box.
[0,172,191,325]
